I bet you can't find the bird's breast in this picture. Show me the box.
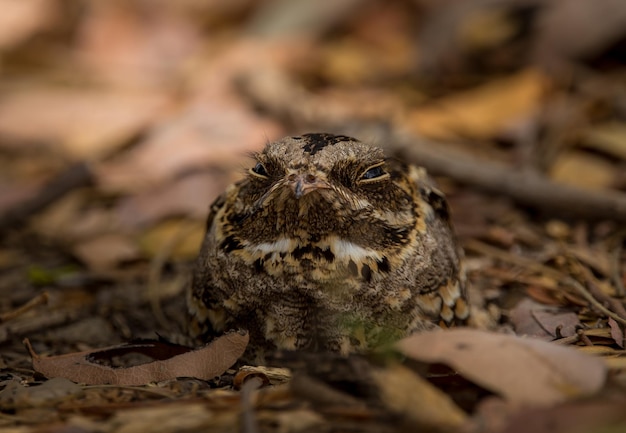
[235,236,392,286]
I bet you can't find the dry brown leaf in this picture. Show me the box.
[0,0,57,49]
[25,331,248,385]
[582,122,626,161]
[406,69,548,141]
[499,399,626,433]
[138,219,204,260]
[511,298,581,339]
[371,363,467,432]
[72,234,141,271]
[531,309,580,339]
[550,151,617,190]
[525,285,566,306]
[0,87,169,159]
[115,172,225,228]
[320,36,413,85]
[608,317,625,348]
[95,105,282,193]
[75,1,202,87]
[396,329,607,406]
[510,298,580,340]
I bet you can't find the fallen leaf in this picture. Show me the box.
[371,363,468,432]
[0,0,57,49]
[582,122,626,161]
[510,298,552,340]
[234,365,291,388]
[95,104,281,193]
[0,87,169,159]
[406,69,549,141]
[75,1,202,88]
[550,150,617,190]
[608,317,624,348]
[26,331,248,385]
[531,308,580,339]
[510,298,580,340]
[138,219,204,260]
[395,329,607,406]
[115,171,225,228]
[320,36,412,85]
[525,285,566,306]
[72,234,141,271]
[500,399,626,433]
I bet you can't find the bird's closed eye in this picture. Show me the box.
[360,163,389,183]
[250,162,269,178]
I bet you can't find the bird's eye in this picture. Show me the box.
[250,162,269,178]
[360,163,388,183]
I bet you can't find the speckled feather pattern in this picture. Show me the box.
[188,133,469,363]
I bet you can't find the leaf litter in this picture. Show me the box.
[0,0,625,432]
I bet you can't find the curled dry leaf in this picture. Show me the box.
[233,368,271,390]
[395,329,607,406]
[25,331,248,386]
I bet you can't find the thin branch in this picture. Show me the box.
[0,291,49,324]
[384,131,626,223]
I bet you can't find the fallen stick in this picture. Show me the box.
[385,130,626,222]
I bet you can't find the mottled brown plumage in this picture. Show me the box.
[188,133,468,363]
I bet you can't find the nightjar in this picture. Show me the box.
[188,133,469,363]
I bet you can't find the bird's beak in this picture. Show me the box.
[289,173,330,198]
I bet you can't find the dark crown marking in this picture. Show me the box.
[301,133,355,155]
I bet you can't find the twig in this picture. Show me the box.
[0,308,83,343]
[577,328,594,346]
[568,257,626,321]
[609,233,625,297]
[385,131,626,223]
[552,333,579,345]
[0,291,49,323]
[82,384,177,398]
[240,376,263,433]
[465,239,626,326]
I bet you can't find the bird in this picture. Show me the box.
[188,133,469,363]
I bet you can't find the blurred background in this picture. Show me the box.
[0,0,625,355]
[1,1,626,430]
